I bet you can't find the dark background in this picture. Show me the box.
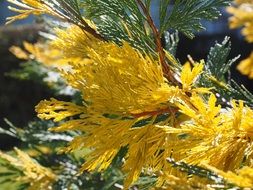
[0,1,55,149]
[0,2,252,149]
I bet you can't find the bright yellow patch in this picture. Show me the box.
[52,27,179,115]
[167,93,253,171]
[180,61,209,93]
[10,41,69,68]
[237,52,253,78]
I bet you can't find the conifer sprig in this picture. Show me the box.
[81,0,155,52]
[199,37,253,107]
[167,158,238,189]
[159,0,232,38]
[136,0,177,84]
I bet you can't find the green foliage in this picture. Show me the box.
[158,0,231,38]
[162,31,179,56]
[199,37,253,107]
[0,119,127,190]
[43,0,84,27]
[81,0,155,51]
[80,0,230,52]
[6,61,78,97]
[167,158,240,189]
[168,158,224,183]
[6,61,47,82]
[0,158,28,190]
[205,37,236,80]
[229,80,253,107]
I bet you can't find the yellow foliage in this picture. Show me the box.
[36,96,175,188]
[36,98,85,122]
[34,25,199,188]
[6,0,57,24]
[10,41,69,68]
[181,62,203,90]
[52,27,179,116]
[168,96,253,172]
[180,61,211,94]
[228,0,253,78]
[237,52,253,78]
[9,45,29,60]
[204,164,253,188]
[0,148,56,190]
[35,25,253,187]
[177,93,221,128]
[52,25,100,60]
[6,2,253,187]
[227,1,253,42]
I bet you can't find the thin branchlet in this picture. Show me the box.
[47,0,105,41]
[135,0,178,85]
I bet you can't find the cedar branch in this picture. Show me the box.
[135,0,177,84]
[42,0,105,41]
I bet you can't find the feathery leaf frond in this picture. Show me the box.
[159,0,231,38]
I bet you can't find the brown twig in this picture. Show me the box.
[132,107,178,118]
[81,21,105,41]
[42,0,106,41]
[136,0,177,84]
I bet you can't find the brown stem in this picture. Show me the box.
[43,0,106,41]
[136,0,177,84]
[82,22,105,41]
[64,13,105,41]
[132,107,178,118]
